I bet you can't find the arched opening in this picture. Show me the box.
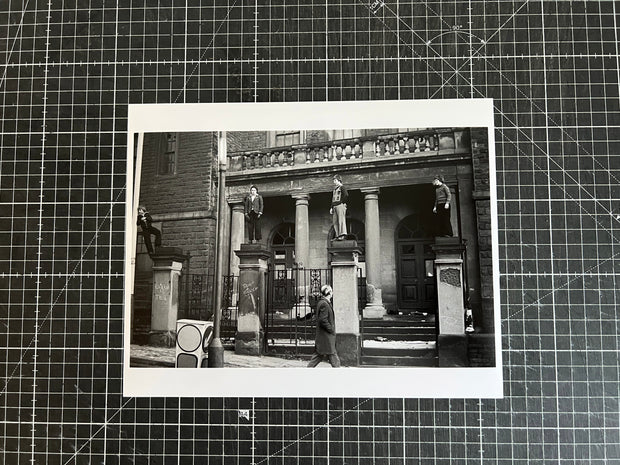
[269,222,295,269]
[395,213,436,312]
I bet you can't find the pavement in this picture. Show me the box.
[130,344,309,368]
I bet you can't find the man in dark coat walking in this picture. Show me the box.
[307,284,341,368]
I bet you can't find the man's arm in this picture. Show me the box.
[317,302,335,334]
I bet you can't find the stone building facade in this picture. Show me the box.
[134,128,494,351]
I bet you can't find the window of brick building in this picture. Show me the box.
[272,130,301,147]
[159,132,178,175]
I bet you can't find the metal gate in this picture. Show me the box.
[264,265,332,355]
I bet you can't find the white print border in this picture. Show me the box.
[124,99,502,398]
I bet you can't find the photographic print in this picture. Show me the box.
[124,100,502,397]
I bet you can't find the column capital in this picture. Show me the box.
[292,192,310,204]
[360,187,380,196]
[228,197,245,205]
[231,202,245,212]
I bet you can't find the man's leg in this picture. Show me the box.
[247,217,254,242]
[307,352,323,367]
[142,232,154,254]
[151,226,162,247]
[332,209,339,237]
[441,204,453,236]
[328,353,341,368]
[254,213,261,241]
[336,204,347,237]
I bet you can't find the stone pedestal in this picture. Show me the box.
[149,247,185,347]
[328,240,362,367]
[360,188,386,319]
[432,237,467,367]
[234,243,271,356]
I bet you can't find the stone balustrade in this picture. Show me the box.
[228,130,468,173]
[375,131,439,156]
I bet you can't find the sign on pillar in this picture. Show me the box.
[149,247,186,347]
[234,243,271,356]
[432,237,468,367]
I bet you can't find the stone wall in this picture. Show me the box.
[227,131,268,152]
[138,132,218,277]
[470,127,494,333]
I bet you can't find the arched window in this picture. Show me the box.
[395,211,432,239]
[270,222,295,268]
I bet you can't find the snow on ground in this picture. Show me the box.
[362,339,436,350]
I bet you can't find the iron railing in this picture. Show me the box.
[264,265,332,356]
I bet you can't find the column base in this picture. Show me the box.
[438,334,468,367]
[149,330,176,348]
[293,304,313,319]
[363,304,387,319]
[235,331,264,356]
[336,333,360,366]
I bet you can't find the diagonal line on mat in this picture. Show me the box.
[0,186,126,398]
[62,397,136,465]
[173,1,240,103]
[254,398,373,464]
[0,0,31,89]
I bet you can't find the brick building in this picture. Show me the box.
[134,127,495,365]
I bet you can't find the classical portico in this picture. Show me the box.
[224,128,483,319]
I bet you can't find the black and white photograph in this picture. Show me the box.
[123,100,501,397]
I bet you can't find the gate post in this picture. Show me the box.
[432,237,468,366]
[234,243,271,356]
[149,247,186,347]
[328,239,362,366]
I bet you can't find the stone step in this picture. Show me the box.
[361,354,438,367]
[364,332,436,342]
[362,347,436,357]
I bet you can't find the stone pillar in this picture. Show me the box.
[360,187,386,318]
[229,202,245,275]
[328,240,362,366]
[234,243,271,356]
[431,237,467,367]
[149,247,186,347]
[293,193,312,318]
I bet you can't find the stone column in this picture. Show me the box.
[234,244,271,356]
[228,202,245,313]
[149,247,186,347]
[293,193,312,318]
[328,240,362,366]
[229,202,245,276]
[431,237,467,367]
[360,187,386,318]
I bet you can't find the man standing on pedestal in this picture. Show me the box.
[307,285,341,368]
[244,185,263,244]
[432,175,453,237]
[330,174,348,240]
[137,205,162,255]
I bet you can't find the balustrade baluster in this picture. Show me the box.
[418,136,427,152]
[353,142,361,158]
[403,136,410,153]
[429,134,437,151]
